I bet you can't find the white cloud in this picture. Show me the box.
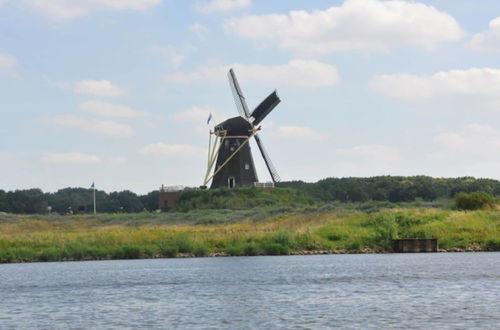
[168,60,340,88]
[276,126,326,141]
[336,145,400,163]
[225,0,463,54]
[189,23,209,38]
[429,124,500,162]
[466,17,500,52]
[173,106,215,123]
[150,45,197,69]
[74,80,125,97]
[0,53,18,71]
[21,0,162,21]
[140,143,205,158]
[41,152,101,164]
[79,100,146,118]
[195,0,251,14]
[370,67,500,104]
[46,115,134,138]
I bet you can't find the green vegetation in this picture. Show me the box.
[279,176,500,202]
[0,206,498,263]
[1,176,499,215]
[171,187,316,211]
[455,192,496,210]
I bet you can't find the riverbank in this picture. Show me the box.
[1,207,498,263]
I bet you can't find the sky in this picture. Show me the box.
[1,0,500,194]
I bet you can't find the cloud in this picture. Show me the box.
[195,0,251,14]
[21,0,162,21]
[336,145,400,163]
[276,126,326,141]
[41,152,101,164]
[189,23,209,38]
[74,80,125,97]
[150,45,197,69]
[46,115,134,138]
[167,60,340,88]
[79,100,146,118]
[173,106,216,123]
[140,143,205,158]
[0,53,18,71]
[429,124,500,162]
[466,17,500,52]
[370,67,500,104]
[225,0,463,54]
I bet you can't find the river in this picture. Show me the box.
[0,252,499,329]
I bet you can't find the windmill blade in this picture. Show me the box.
[254,133,281,183]
[250,90,280,126]
[228,68,251,119]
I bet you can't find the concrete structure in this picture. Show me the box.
[393,238,438,253]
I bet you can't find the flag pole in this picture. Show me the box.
[93,184,96,214]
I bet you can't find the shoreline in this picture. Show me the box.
[2,248,496,265]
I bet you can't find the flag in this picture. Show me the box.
[207,112,213,125]
[91,182,95,189]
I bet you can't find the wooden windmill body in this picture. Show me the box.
[203,69,281,189]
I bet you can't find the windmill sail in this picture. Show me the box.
[254,133,281,183]
[250,91,280,125]
[228,68,251,119]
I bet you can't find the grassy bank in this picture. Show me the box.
[0,206,498,263]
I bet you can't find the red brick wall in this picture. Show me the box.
[158,191,182,209]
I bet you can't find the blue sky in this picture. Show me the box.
[1,0,500,193]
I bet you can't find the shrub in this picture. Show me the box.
[243,243,260,256]
[271,229,295,248]
[0,250,14,263]
[455,192,495,210]
[485,239,500,251]
[114,245,141,259]
[368,214,399,249]
[225,245,243,256]
[160,245,178,258]
[174,233,194,253]
[262,242,289,255]
[193,243,209,257]
[38,248,62,262]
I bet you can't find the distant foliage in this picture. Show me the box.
[1,176,499,214]
[455,192,496,210]
[171,187,316,212]
[280,176,500,203]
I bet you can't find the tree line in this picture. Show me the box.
[0,188,159,214]
[278,176,500,203]
[1,176,499,214]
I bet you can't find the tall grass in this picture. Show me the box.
[0,207,498,263]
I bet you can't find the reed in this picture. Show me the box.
[0,207,498,263]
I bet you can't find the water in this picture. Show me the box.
[0,253,499,329]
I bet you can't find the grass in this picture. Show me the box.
[0,206,498,263]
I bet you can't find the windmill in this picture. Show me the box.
[202,69,281,189]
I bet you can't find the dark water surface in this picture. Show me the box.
[0,253,499,329]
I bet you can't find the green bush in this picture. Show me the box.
[271,229,295,247]
[225,245,243,256]
[485,239,500,251]
[114,245,141,259]
[38,247,62,262]
[243,243,260,256]
[193,243,209,257]
[367,214,399,249]
[262,242,289,255]
[455,192,495,210]
[174,233,195,253]
[160,245,178,258]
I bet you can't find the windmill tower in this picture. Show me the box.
[203,69,281,189]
